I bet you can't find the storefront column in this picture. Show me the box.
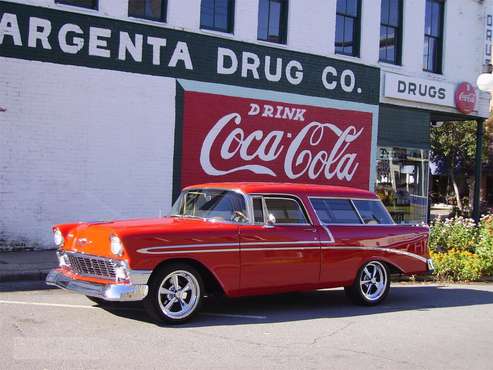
[473,119,485,223]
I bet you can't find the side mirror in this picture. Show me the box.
[266,213,276,227]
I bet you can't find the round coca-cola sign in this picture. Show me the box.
[455,82,477,114]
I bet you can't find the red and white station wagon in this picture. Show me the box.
[46,182,433,323]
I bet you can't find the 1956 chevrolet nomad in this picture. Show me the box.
[46,182,433,323]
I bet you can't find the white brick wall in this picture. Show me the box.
[0,58,176,248]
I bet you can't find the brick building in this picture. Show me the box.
[0,0,491,249]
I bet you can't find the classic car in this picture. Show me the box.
[46,182,433,323]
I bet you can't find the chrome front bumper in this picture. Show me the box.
[46,269,149,301]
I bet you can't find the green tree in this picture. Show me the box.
[431,121,487,211]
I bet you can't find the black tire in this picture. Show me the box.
[144,263,204,324]
[345,260,390,306]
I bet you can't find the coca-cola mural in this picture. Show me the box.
[178,91,373,190]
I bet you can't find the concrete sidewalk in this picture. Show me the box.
[0,250,58,282]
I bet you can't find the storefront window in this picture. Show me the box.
[375,147,429,224]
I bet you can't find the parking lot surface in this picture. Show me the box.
[1,282,492,369]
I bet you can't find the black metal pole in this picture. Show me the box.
[473,119,484,223]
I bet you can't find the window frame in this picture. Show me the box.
[250,194,312,226]
[128,0,168,23]
[335,0,362,57]
[55,0,98,9]
[257,0,289,45]
[308,197,395,226]
[379,0,403,65]
[200,0,236,34]
[423,0,445,74]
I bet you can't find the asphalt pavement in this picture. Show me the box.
[1,281,492,369]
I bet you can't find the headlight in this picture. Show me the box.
[110,235,124,256]
[53,228,64,247]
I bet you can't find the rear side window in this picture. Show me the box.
[311,198,362,224]
[353,200,394,225]
[264,197,308,224]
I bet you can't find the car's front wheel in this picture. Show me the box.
[144,263,204,324]
[345,260,390,305]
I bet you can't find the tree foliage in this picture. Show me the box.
[430,121,487,177]
[430,121,487,210]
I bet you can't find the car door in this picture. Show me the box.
[239,195,321,291]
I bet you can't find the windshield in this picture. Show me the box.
[170,189,249,223]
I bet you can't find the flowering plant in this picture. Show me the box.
[429,214,493,281]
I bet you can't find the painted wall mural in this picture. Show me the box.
[174,82,378,196]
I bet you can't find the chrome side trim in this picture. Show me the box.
[322,246,428,263]
[137,242,238,253]
[143,248,240,255]
[136,245,426,261]
[136,247,323,255]
[137,240,321,254]
[243,247,320,251]
[242,241,319,246]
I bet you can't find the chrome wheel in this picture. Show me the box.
[157,270,200,320]
[359,261,387,302]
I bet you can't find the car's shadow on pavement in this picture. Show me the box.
[98,284,493,327]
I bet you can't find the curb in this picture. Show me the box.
[0,270,51,283]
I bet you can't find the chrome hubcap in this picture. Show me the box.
[158,270,200,319]
[360,261,387,301]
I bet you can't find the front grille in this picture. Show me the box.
[67,253,116,280]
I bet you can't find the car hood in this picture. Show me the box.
[59,217,239,259]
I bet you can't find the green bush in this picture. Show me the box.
[431,249,483,281]
[476,215,493,275]
[428,215,493,281]
[429,216,478,253]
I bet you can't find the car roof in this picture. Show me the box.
[184,182,378,199]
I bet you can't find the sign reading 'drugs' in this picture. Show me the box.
[0,1,379,105]
[179,91,373,190]
[384,73,477,113]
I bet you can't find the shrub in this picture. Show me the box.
[429,216,478,253]
[476,215,493,275]
[431,249,483,281]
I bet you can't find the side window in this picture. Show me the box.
[252,197,265,224]
[353,200,394,225]
[264,197,308,225]
[201,0,235,33]
[128,0,168,22]
[311,198,362,224]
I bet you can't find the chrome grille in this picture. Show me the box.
[67,253,116,280]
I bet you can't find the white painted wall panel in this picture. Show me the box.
[0,58,176,247]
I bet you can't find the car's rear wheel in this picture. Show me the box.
[345,260,390,305]
[144,263,204,324]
